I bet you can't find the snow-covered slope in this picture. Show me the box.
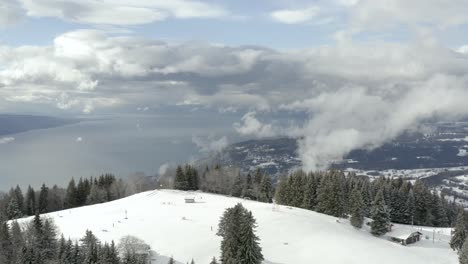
[29,190,457,264]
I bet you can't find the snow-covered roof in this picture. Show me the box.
[388,226,422,240]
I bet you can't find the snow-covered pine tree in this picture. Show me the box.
[237,211,264,264]
[0,221,13,263]
[370,189,390,236]
[301,174,316,210]
[242,173,256,200]
[349,188,364,229]
[7,195,22,219]
[38,184,49,214]
[460,237,468,264]
[273,175,291,205]
[10,221,24,262]
[231,174,243,198]
[258,174,273,203]
[450,210,468,251]
[174,165,188,190]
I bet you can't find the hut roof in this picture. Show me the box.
[388,226,422,240]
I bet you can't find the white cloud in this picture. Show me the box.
[0,137,15,144]
[0,0,22,27]
[18,0,227,26]
[158,163,170,175]
[348,0,468,30]
[234,112,276,138]
[192,135,229,153]
[271,7,320,24]
[457,45,468,54]
[3,29,468,170]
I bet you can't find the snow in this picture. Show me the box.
[438,136,468,142]
[21,190,457,264]
[458,148,468,157]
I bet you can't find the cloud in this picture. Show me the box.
[18,0,227,26]
[0,137,15,144]
[270,7,320,24]
[0,0,23,27]
[192,135,229,153]
[3,29,468,170]
[457,45,468,54]
[158,163,170,175]
[347,0,468,31]
[234,112,277,138]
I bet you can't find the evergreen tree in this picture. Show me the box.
[65,178,78,209]
[370,190,390,236]
[349,188,364,229]
[242,174,256,200]
[87,184,106,205]
[316,172,343,217]
[451,210,468,251]
[301,174,316,210]
[231,174,243,198]
[237,211,263,264]
[13,185,25,215]
[7,195,22,219]
[26,185,36,216]
[217,203,263,264]
[274,176,291,205]
[460,237,468,264]
[10,221,24,262]
[174,165,188,191]
[38,183,49,214]
[258,174,273,203]
[210,257,218,264]
[0,222,13,263]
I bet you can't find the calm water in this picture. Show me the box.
[0,113,241,190]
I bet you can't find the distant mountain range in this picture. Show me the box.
[205,122,468,176]
[0,114,78,136]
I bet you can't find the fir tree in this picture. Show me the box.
[65,178,78,209]
[210,257,218,264]
[38,183,49,213]
[0,222,13,263]
[231,174,243,198]
[26,185,36,216]
[242,174,256,200]
[7,195,22,219]
[217,203,263,264]
[258,174,273,203]
[370,190,390,236]
[460,237,468,264]
[174,165,188,191]
[349,188,364,229]
[450,210,468,251]
[237,211,263,264]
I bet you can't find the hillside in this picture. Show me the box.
[25,190,457,264]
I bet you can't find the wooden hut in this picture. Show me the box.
[388,227,423,245]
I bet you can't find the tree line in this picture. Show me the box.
[173,165,273,203]
[0,174,127,222]
[0,214,150,264]
[274,170,459,233]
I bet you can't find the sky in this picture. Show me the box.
[2,0,468,170]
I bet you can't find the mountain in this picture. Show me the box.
[207,122,468,176]
[0,114,78,136]
[20,190,456,264]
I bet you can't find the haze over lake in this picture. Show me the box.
[0,112,240,189]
